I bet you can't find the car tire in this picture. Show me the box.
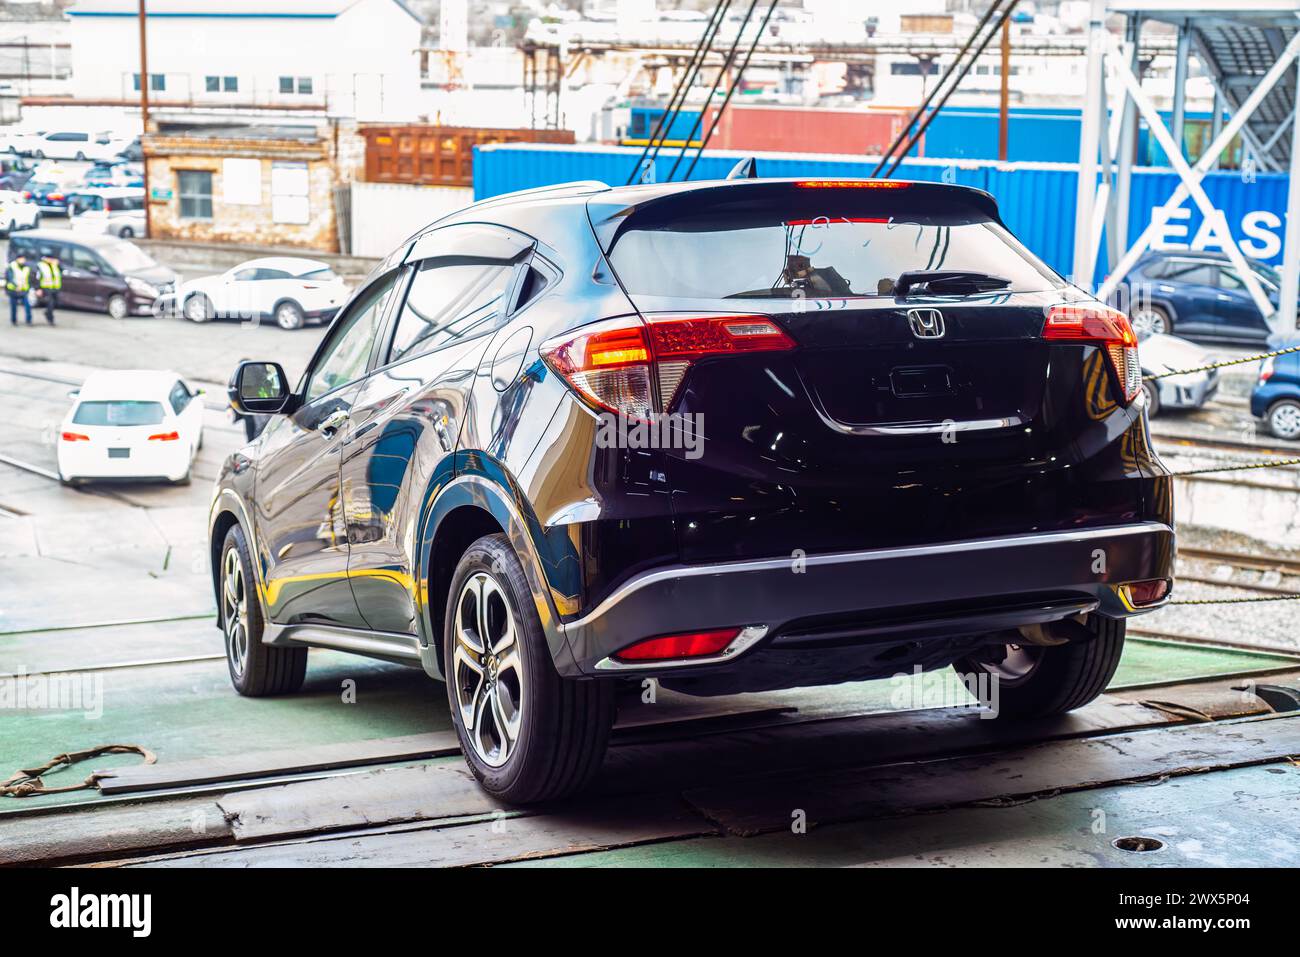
[1267,399,1300,441]
[1131,303,1172,337]
[33,150,43,159]
[953,614,1126,719]
[183,294,214,323]
[220,523,307,696]
[74,151,85,161]
[1141,380,1161,418]
[107,294,128,320]
[274,300,305,331]
[119,226,134,239]
[443,533,615,804]
[31,213,40,229]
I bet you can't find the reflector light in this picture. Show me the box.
[148,431,180,441]
[1122,579,1170,607]
[1043,303,1141,403]
[794,180,909,189]
[61,432,89,442]
[613,627,741,662]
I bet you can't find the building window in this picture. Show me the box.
[132,73,166,92]
[279,76,313,95]
[178,170,214,220]
[205,76,238,93]
[271,161,309,224]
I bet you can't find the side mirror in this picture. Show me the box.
[229,360,293,415]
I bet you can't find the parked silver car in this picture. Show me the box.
[1137,330,1218,416]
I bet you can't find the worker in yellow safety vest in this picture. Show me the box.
[5,255,32,326]
[35,254,61,325]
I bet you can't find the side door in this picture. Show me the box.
[1213,265,1273,344]
[1155,259,1219,338]
[214,266,258,318]
[252,271,401,628]
[59,244,103,309]
[340,225,530,635]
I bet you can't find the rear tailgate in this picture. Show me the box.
[590,180,1147,563]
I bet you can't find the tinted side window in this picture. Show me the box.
[304,274,397,402]
[1163,262,1216,286]
[388,259,515,364]
[169,381,191,414]
[70,247,100,272]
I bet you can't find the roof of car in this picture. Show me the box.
[77,370,183,400]
[16,228,129,248]
[237,256,331,274]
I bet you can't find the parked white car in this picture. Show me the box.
[69,186,147,238]
[172,257,350,330]
[1137,330,1219,417]
[58,371,205,485]
[0,127,46,155]
[0,189,40,234]
[29,130,129,162]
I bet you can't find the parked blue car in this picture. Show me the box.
[82,162,144,188]
[1251,340,1300,440]
[1120,250,1287,345]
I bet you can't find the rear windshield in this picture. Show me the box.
[604,185,1063,300]
[72,400,165,426]
[300,267,338,281]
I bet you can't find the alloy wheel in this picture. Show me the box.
[107,295,128,320]
[1130,308,1168,336]
[1271,402,1300,440]
[452,572,525,768]
[223,547,249,678]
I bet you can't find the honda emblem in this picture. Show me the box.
[907,308,945,339]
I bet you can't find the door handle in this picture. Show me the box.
[339,420,377,447]
[320,408,350,437]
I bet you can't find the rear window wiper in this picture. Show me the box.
[892,270,1012,297]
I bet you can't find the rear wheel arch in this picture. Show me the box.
[209,508,241,608]
[424,503,506,677]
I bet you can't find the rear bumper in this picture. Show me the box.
[556,521,1175,679]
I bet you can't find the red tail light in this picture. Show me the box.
[613,627,741,663]
[148,431,180,441]
[49,192,64,201]
[795,180,909,189]
[1043,303,1141,404]
[61,431,89,442]
[540,314,796,415]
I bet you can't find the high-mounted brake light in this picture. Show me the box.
[794,180,909,189]
[613,628,741,663]
[1043,303,1141,404]
[148,431,180,441]
[540,314,796,416]
[60,432,89,442]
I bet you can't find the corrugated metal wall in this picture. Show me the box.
[473,143,1289,279]
[350,181,474,258]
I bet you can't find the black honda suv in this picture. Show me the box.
[212,177,1174,803]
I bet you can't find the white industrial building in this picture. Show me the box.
[64,0,423,121]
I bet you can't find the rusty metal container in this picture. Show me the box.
[361,125,575,187]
